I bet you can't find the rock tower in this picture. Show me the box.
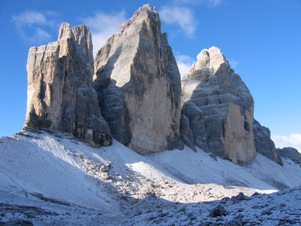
[181,47,256,164]
[93,4,183,153]
[25,23,112,147]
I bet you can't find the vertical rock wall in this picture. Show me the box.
[253,120,282,164]
[24,23,112,147]
[93,5,183,153]
[181,47,256,164]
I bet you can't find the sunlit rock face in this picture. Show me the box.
[25,23,112,147]
[181,47,256,164]
[93,4,183,154]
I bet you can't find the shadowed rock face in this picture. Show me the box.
[253,120,282,165]
[181,47,256,164]
[24,23,112,147]
[277,147,301,166]
[93,4,183,154]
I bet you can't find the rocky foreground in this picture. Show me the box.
[1,131,301,225]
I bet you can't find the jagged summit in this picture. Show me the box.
[94,4,162,88]
[188,46,230,74]
[181,47,284,165]
[181,47,256,164]
[93,4,182,153]
[24,22,112,147]
[22,4,295,165]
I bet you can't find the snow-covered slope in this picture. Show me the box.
[1,131,301,225]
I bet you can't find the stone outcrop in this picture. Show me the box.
[24,23,112,147]
[277,147,301,166]
[253,120,282,165]
[181,47,256,164]
[93,4,183,154]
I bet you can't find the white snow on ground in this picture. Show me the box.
[0,130,301,225]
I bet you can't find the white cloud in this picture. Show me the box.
[81,11,126,56]
[32,27,52,43]
[12,10,57,44]
[228,59,239,69]
[173,0,222,7]
[207,0,222,7]
[159,7,196,37]
[176,54,195,77]
[272,134,301,153]
[12,11,47,26]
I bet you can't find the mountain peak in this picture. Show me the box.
[190,46,230,74]
[57,22,73,40]
[182,47,256,164]
[93,3,182,153]
[24,23,112,147]
[116,3,159,38]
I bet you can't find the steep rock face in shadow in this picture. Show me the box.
[253,120,282,165]
[181,47,256,164]
[93,4,183,154]
[24,23,112,147]
[277,147,301,166]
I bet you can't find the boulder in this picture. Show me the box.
[253,120,282,165]
[24,23,112,147]
[93,4,183,153]
[181,47,256,164]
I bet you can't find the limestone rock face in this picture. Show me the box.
[24,23,112,147]
[277,147,301,166]
[181,47,256,164]
[253,120,282,165]
[93,4,182,153]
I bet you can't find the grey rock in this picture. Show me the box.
[24,23,112,147]
[209,204,227,217]
[277,147,301,165]
[4,220,33,226]
[253,120,282,165]
[180,101,207,151]
[181,47,256,164]
[225,214,244,226]
[93,4,183,153]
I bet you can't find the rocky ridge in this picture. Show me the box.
[23,4,298,165]
[277,147,301,166]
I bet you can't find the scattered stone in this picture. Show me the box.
[209,204,227,217]
[251,192,260,197]
[225,214,244,226]
[3,220,33,226]
[234,192,246,201]
[261,209,272,215]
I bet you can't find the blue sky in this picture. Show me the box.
[0,0,300,150]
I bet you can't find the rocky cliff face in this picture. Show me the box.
[277,147,301,166]
[24,23,112,147]
[93,4,182,153]
[253,120,282,165]
[181,47,256,164]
